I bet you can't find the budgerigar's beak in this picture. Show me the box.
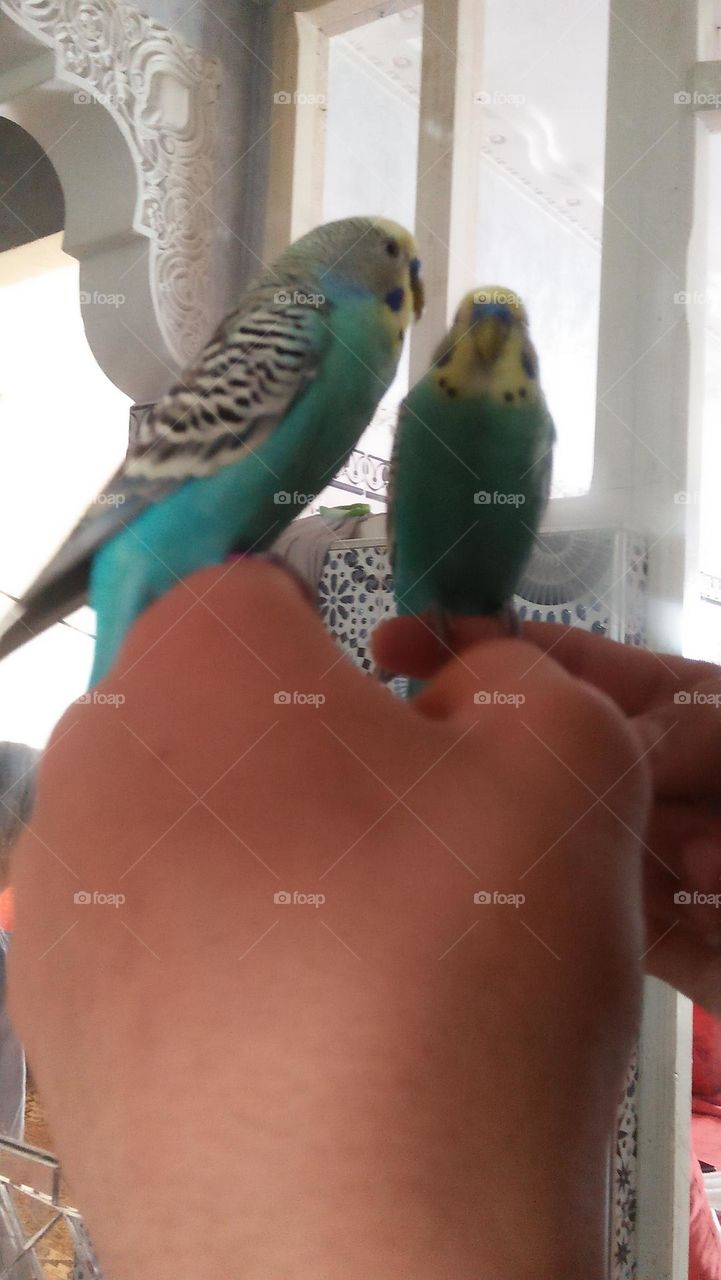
[410,257,424,321]
[471,302,513,364]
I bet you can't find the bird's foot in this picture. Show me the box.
[375,607,449,692]
[404,606,451,699]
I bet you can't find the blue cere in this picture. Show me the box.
[472,301,513,325]
[384,286,405,313]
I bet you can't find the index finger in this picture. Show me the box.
[374,613,720,714]
[521,623,721,716]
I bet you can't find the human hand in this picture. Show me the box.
[375,613,721,1011]
[10,562,648,1279]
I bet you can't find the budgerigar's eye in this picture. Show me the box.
[386,240,399,257]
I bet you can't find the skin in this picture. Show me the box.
[8,561,653,1278]
[374,613,721,1012]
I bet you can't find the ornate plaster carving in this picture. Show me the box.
[0,0,222,368]
[335,449,391,497]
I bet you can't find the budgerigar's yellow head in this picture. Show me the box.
[355,217,424,326]
[281,216,424,349]
[430,285,543,408]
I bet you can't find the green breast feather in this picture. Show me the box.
[390,379,554,619]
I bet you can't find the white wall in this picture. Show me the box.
[0,235,130,746]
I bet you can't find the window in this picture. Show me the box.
[687,126,721,660]
[319,7,423,507]
[473,0,610,497]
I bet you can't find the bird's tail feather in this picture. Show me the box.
[0,571,89,661]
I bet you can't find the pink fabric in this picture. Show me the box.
[693,1007,721,1169]
[694,1115,721,1173]
[690,1006,721,1277]
[695,1006,721,1101]
[690,1152,721,1280]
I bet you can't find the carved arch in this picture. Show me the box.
[0,0,221,400]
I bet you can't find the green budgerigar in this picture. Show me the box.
[389,286,555,638]
[0,217,424,684]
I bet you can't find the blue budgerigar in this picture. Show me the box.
[388,286,555,645]
[0,217,423,683]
